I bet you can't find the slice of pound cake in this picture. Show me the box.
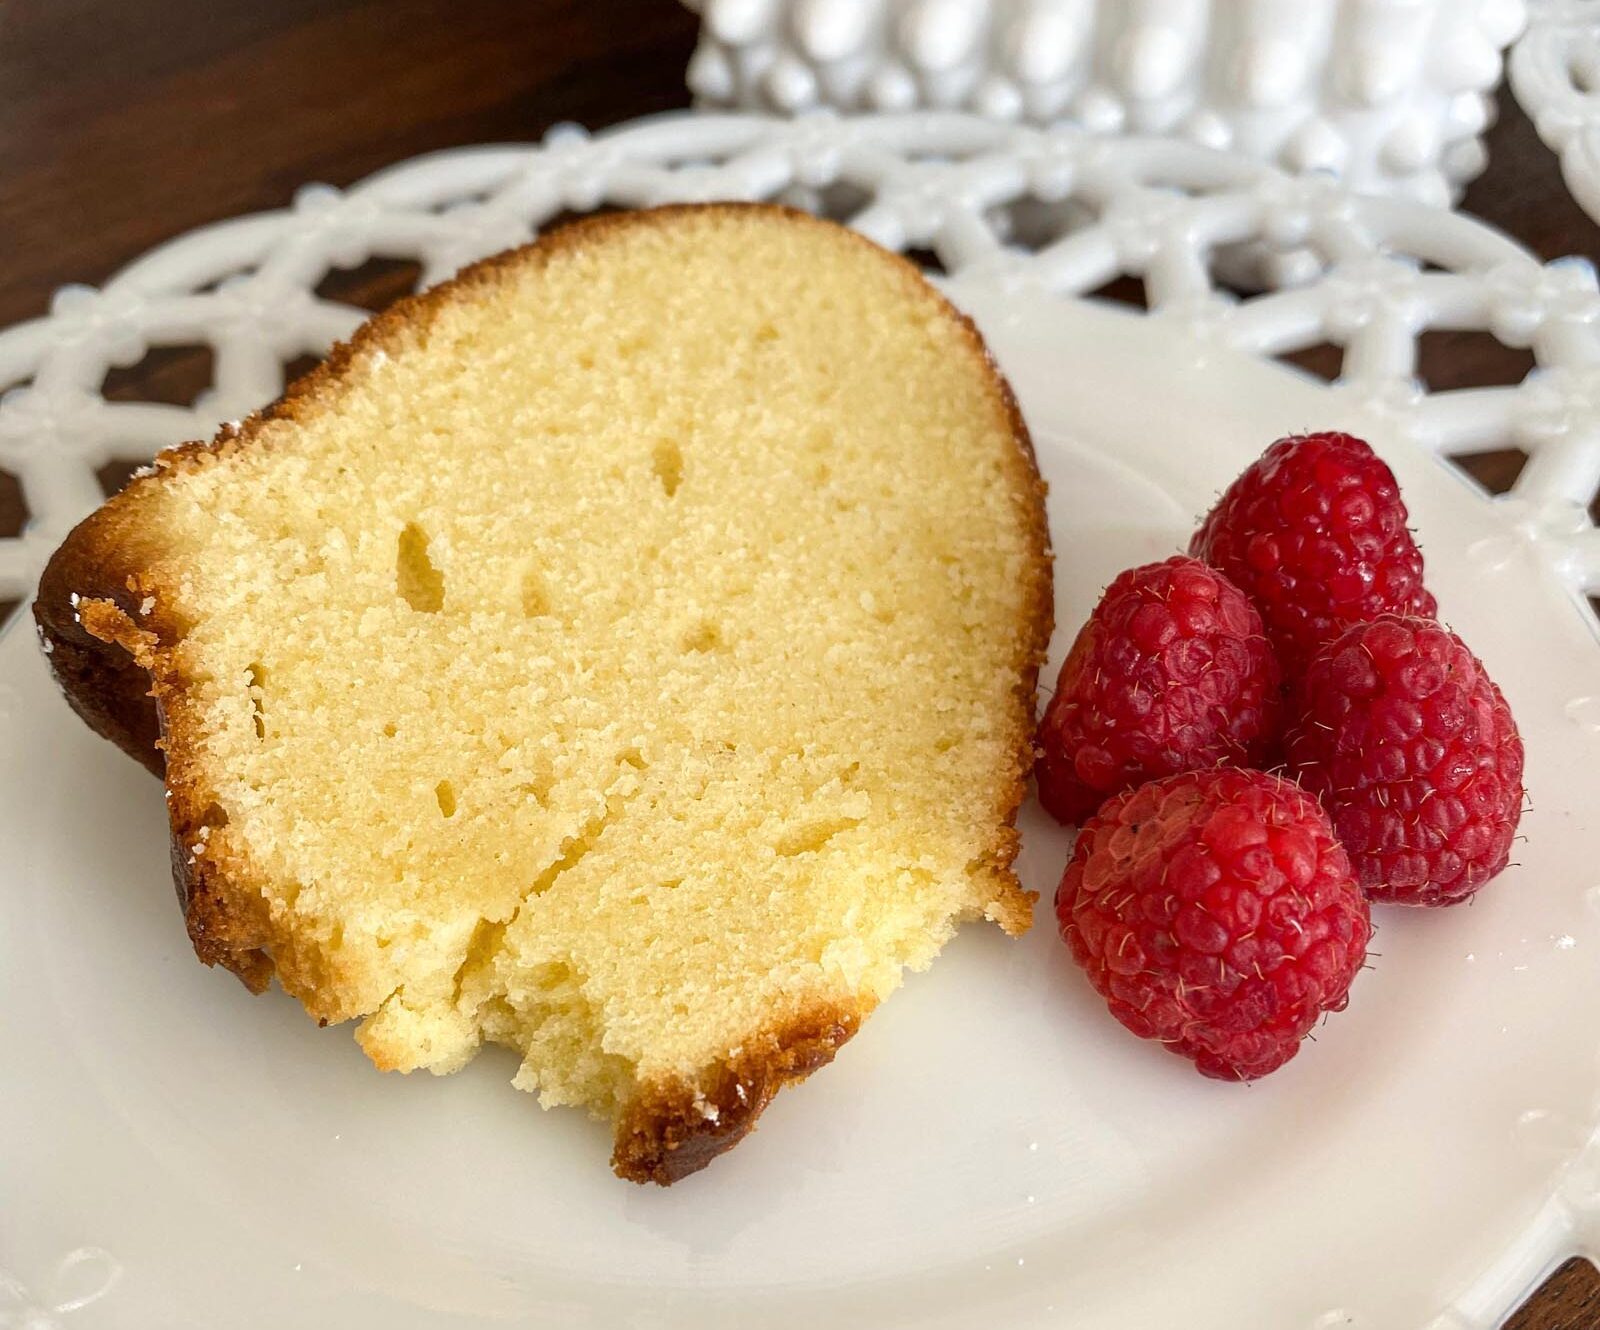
[35,205,1052,1183]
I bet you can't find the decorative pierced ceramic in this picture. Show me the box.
[3,113,1600,1330]
[1510,0,1600,225]
[681,0,1528,205]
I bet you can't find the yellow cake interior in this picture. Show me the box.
[110,208,1048,1145]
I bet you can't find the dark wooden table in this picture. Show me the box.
[2,2,1597,1324]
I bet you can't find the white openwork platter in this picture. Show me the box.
[2,112,1599,1330]
[1511,0,1600,227]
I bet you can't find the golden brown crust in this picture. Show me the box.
[34,505,166,773]
[68,594,281,991]
[32,203,1054,1175]
[611,1004,863,1185]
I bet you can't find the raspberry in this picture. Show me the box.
[1056,768,1370,1081]
[1190,432,1437,672]
[1035,556,1282,826]
[1285,615,1525,906]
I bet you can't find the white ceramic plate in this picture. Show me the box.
[4,278,1600,1330]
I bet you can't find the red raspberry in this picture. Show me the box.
[1056,768,1370,1081]
[1285,615,1525,906]
[1035,557,1282,826]
[1190,432,1437,672]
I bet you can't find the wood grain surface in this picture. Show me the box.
[1,2,1597,1322]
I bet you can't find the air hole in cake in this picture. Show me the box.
[682,620,723,654]
[530,797,628,896]
[516,754,556,804]
[198,802,230,828]
[435,780,457,818]
[245,663,268,739]
[860,591,894,625]
[653,440,683,497]
[519,564,550,617]
[775,816,863,858]
[396,522,445,612]
[457,917,500,972]
[382,722,398,738]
